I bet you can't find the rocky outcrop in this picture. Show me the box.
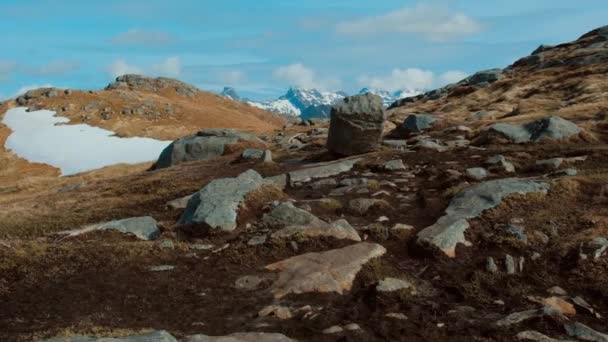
[488,116,581,143]
[105,74,200,98]
[265,242,386,298]
[178,170,271,231]
[417,178,550,257]
[288,157,362,186]
[154,129,263,169]
[396,114,436,135]
[327,93,386,155]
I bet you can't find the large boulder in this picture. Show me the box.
[178,169,271,231]
[154,129,263,169]
[327,93,386,155]
[398,114,436,134]
[488,116,581,143]
[417,178,550,257]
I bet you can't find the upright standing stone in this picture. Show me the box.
[327,93,386,156]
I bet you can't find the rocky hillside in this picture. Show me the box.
[0,75,285,185]
[8,75,285,141]
[389,26,608,129]
[2,27,608,342]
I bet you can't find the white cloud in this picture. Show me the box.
[273,63,340,90]
[219,70,245,85]
[336,3,481,41]
[108,59,143,78]
[439,70,469,84]
[28,60,80,76]
[152,56,181,78]
[358,68,469,91]
[0,60,16,81]
[112,29,173,45]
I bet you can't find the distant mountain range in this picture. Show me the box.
[220,86,424,119]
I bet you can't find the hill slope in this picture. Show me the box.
[0,75,285,184]
[389,26,608,128]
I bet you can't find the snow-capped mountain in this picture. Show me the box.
[358,88,423,106]
[246,87,347,118]
[221,86,425,118]
[220,86,240,100]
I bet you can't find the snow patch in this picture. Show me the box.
[2,107,171,175]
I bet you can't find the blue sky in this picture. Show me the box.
[0,0,607,100]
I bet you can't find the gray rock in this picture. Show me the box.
[496,307,562,327]
[339,178,369,187]
[417,178,549,257]
[505,255,516,274]
[309,178,338,189]
[516,330,571,342]
[383,140,409,149]
[155,129,262,169]
[348,198,391,215]
[384,159,406,171]
[241,148,264,160]
[583,237,608,259]
[414,139,447,152]
[262,202,324,228]
[322,326,344,334]
[466,167,488,180]
[166,194,193,210]
[178,170,268,231]
[56,216,161,241]
[552,168,577,177]
[263,150,273,163]
[234,275,265,290]
[187,332,295,342]
[247,235,267,246]
[486,257,498,273]
[536,158,564,171]
[265,174,287,190]
[288,157,362,185]
[400,114,436,134]
[486,155,516,173]
[489,116,581,143]
[468,111,494,121]
[506,224,528,243]
[465,69,504,86]
[149,265,175,272]
[327,93,386,155]
[376,277,414,292]
[564,322,608,341]
[271,219,361,242]
[45,330,178,341]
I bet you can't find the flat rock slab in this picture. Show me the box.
[289,157,362,186]
[178,170,267,231]
[262,202,324,228]
[45,330,177,341]
[187,332,295,342]
[489,116,581,143]
[56,216,160,241]
[265,242,386,298]
[271,219,361,242]
[417,178,549,257]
